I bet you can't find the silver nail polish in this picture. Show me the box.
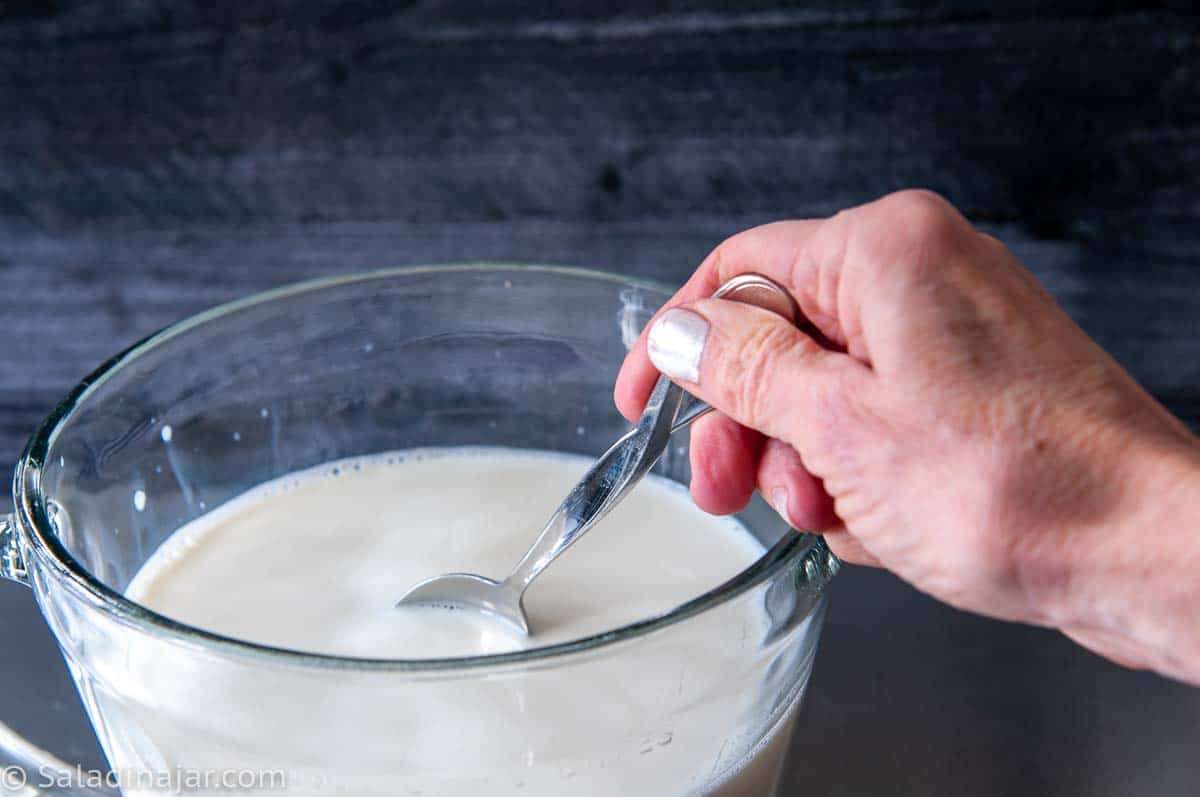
[647,308,709,383]
[771,487,793,528]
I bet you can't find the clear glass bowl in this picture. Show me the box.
[2,265,838,796]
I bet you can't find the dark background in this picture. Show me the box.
[1,2,1198,795]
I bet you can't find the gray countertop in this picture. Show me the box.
[1,2,1198,794]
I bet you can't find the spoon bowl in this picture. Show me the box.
[399,573,529,633]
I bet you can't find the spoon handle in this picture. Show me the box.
[503,274,799,595]
[505,374,685,591]
[672,393,712,432]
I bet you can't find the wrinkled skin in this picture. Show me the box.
[616,190,1200,685]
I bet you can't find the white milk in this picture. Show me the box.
[113,448,802,796]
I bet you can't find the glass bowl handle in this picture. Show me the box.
[0,507,113,797]
[1,510,28,586]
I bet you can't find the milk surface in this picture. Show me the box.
[129,447,762,658]
[113,448,803,796]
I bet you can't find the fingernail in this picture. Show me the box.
[647,308,709,383]
[771,487,794,528]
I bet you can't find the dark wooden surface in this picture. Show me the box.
[1,2,1198,795]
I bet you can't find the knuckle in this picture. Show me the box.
[886,187,955,218]
[883,188,964,249]
[977,231,1005,250]
[707,229,751,279]
[707,235,735,272]
[708,220,799,284]
[846,189,968,284]
[728,321,801,428]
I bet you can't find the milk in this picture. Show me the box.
[108,448,805,796]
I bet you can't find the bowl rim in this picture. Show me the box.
[14,263,836,673]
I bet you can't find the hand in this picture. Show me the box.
[615,190,1200,684]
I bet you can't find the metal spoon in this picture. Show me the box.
[395,274,798,633]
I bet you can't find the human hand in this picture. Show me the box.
[616,190,1200,683]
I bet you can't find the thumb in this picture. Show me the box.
[646,297,868,452]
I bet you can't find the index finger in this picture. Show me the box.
[614,219,825,420]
